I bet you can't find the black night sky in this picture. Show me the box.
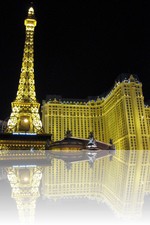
[0,1,150,120]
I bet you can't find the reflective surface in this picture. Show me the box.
[0,149,150,225]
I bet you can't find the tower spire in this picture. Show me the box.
[5,6,43,134]
[16,6,37,103]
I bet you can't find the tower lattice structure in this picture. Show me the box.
[5,6,43,134]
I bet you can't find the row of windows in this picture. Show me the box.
[42,94,149,149]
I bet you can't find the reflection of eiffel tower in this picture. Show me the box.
[6,166,43,224]
[5,6,43,134]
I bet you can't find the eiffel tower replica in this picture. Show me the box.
[0,5,51,150]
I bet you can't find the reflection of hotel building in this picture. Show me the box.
[42,159,104,201]
[4,149,150,223]
[41,149,150,219]
[103,149,150,218]
[42,75,150,150]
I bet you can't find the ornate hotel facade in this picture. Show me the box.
[0,5,149,224]
[42,75,150,150]
[0,4,149,151]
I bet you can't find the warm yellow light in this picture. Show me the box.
[24,118,28,123]
[28,7,34,15]
[23,176,29,182]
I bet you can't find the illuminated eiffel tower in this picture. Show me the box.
[5,6,43,134]
[0,5,51,150]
